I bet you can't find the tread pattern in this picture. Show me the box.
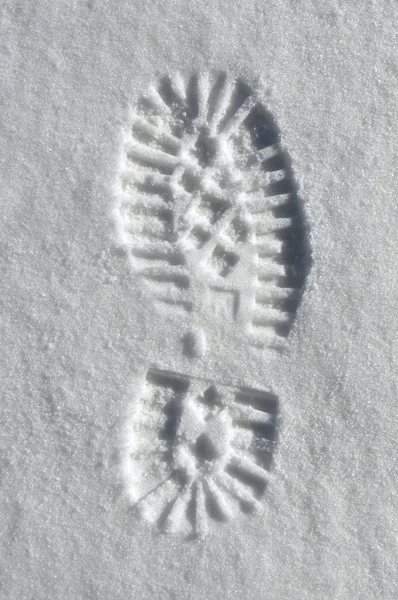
[114,71,310,348]
[121,369,279,538]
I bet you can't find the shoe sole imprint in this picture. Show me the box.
[115,72,311,537]
[114,71,310,352]
[121,368,279,539]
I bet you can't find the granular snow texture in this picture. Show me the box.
[1,1,398,598]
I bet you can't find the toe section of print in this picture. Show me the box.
[114,72,311,352]
[121,368,279,538]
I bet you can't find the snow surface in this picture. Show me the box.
[1,0,398,598]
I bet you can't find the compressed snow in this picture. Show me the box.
[1,0,398,598]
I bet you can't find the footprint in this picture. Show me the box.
[115,72,311,538]
[122,369,279,538]
[114,72,310,351]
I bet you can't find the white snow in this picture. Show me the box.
[1,1,398,598]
